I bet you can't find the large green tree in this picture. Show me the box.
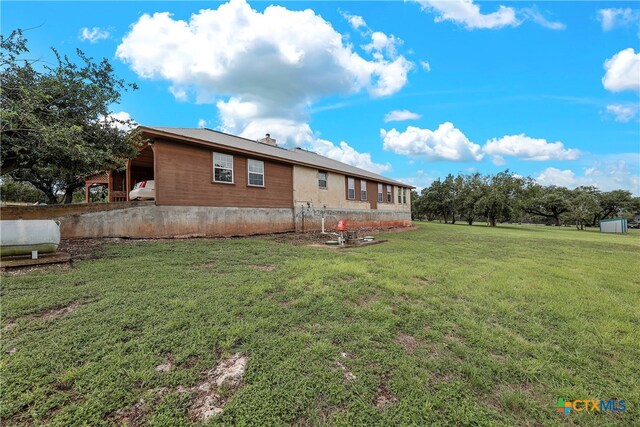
[522,184,572,226]
[1,29,141,203]
[475,171,525,227]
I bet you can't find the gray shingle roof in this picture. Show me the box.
[141,126,412,187]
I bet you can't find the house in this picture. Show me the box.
[75,126,413,238]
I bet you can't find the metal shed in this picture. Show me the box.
[599,218,628,233]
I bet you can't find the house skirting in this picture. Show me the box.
[3,204,412,238]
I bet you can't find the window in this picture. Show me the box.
[360,180,367,200]
[398,187,402,204]
[347,177,356,200]
[378,183,383,202]
[213,152,233,183]
[318,171,327,189]
[248,159,264,187]
[387,185,393,203]
[403,188,407,204]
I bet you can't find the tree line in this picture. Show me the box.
[411,171,639,229]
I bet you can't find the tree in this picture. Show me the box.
[596,190,633,224]
[476,171,524,227]
[570,187,600,230]
[1,29,142,203]
[523,184,572,226]
[458,172,485,225]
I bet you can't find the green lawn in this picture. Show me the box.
[2,223,639,426]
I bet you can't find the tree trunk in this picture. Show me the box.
[488,216,497,227]
[554,215,561,226]
[451,213,456,225]
[467,217,473,225]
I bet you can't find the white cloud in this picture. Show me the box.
[117,0,413,175]
[100,111,136,131]
[420,61,431,72]
[381,122,484,162]
[415,0,519,29]
[597,8,640,31]
[197,119,207,128]
[483,134,580,163]
[520,7,566,30]
[340,11,368,31]
[536,158,640,195]
[605,104,639,122]
[79,27,110,43]
[310,138,391,174]
[384,109,421,123]
[393,170,435,191]
[414,0,565,31]
[602,48,640,92]
[117,0,412,111]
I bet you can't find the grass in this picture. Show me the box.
[1,223,639,426]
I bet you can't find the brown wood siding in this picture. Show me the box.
[367,180,378,209]
[154,139,293,208]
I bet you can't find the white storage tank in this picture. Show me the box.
[0,220,61,256]
[599,218,628,234]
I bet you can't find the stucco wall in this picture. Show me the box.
[292,165,369,210]
[292,165,411,212]
[60,206,295,238]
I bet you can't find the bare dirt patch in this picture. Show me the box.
[155,354,174,373]
[335,352,356,382]
[115,388,168,427]
[35,301,83,320]
[396,333,419,354]
[251,265,276,271]
[374,375,398,410]
[185,353,247,422]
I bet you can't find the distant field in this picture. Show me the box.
[2,223,639,426]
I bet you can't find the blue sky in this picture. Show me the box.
[3,0,639,193]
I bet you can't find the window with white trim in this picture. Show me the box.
[213,152,233,183]
[360,180,367,200]
[386,185,393,203]
[398,187,402,204]
[403,188,407,204]
[378,183,383,202]
[347,177,356,200]
[248,159,264,187]
[318,171,327,189]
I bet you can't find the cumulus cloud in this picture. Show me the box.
[420,61,431,72]
[117,0,412,112]
[536,157,640,195]
[413,0,564,30]
[381,123,484,162]
[483,134,580,164]
[310,139,391,174]
[384,109,421,123]
[605,104,639,122]
[415,0,518,29]
[197,119,207,128]
[117,0,410,173]
[79,27,110,43]
[602,48,640,92]
[597,8,640,31]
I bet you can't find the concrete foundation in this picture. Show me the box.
[2,203,411,238]
[294,206,411,232]
[60,206,296,238]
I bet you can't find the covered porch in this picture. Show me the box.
[84,144,155,203]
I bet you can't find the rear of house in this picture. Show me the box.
[28,127,413,238]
